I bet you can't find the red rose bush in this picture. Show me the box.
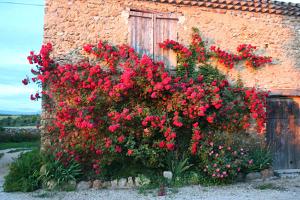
[23,29,270,183]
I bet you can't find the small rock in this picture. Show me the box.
[135,176,150,186]
[46,180,56,190]
[118,178,127,188]
[40,164,47,176]
[126,177,134,188]
[134,177,141,187]
[163,171,173,180]
[62,180,76,191]
[76,181,91,190]
[92,180,102,189]
[246,172,262,181]
[111,180,118,188]
[261,169,274,179]
[102,181,111,188]
[236,173,245,182]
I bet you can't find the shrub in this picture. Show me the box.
[4,150,42,192]
[244,147,272,172]
[0,141,40,150]
[0,115,40,127]
[0,132,40,143]
[194,132,248,184]
[23,28,271,184]
[39,157,82,190]
[166,154,193,185]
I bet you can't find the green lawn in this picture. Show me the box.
[0,141,40,150]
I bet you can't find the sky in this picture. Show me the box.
[0,0,299,113]
[0,0,44,113]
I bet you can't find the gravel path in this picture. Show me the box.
[0,149,28,192]
[0,149,299,200]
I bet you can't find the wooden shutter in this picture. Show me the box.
[129,11,154,56]
[129,10,178,70]
[154,13,178,70]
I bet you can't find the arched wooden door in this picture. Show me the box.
[267,96,300,169]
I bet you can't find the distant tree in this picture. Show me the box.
[0,115,40,127]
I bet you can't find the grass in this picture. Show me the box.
[0,141,40,150]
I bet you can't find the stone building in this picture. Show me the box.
[43,0,300,170]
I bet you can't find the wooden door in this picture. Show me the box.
[267,97,300,169]
[129,10,178,70]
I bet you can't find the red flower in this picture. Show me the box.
[105,138,112,148]
[173,120,183,127]
[192,130,202,141]
[252,113,258,119]
[151,92,158,98]
[117,135,125,143]
[193,122,199,128]
[191,142,198,155]
[83,44,93,53]
[115,145,122,153]
[206,116,214,123]
[127,149,133,156]
[22,78,29,85]
[56,151,63,158]
[96,149,102,155]
[35,93,41,99]
[170,132,176,139]
[30,94,36,101]
[159,141,165,148]
[108,124,120,132]
[213,87,220,93]
[166,143,175,151]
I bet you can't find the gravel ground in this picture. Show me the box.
[0,149,299,200]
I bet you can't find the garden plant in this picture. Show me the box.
[19,28,272,189]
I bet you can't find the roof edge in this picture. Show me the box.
[139,0,300,17]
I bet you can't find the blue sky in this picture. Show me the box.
[0,0,44,113]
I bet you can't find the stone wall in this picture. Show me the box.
[2,127,40,135]
[44,0,300,93]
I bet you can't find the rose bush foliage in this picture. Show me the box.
[23,29,270,182]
